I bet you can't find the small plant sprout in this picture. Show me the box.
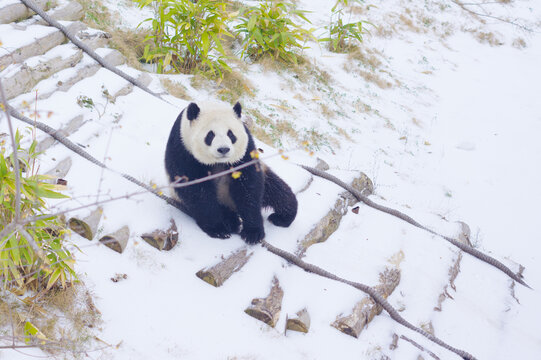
[76,86,114,120]
[320,0,368,53]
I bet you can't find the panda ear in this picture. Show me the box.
[186,102,200,121]
[233,101,242,119]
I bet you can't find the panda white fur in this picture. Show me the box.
[165,101,298,244]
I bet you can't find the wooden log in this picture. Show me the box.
[141,219,179,251]
[37,114,84,153]
[99,226,130,254]
[286,308,311,333]
[196,248,253,287]
[0,0,48,24]
[297,171,373,256]
[244,276,283,327]
[332,268,401,338]
[434,221,472,311]
[44,157,72,184]
[315,157,330,171]
[68,207,102,240]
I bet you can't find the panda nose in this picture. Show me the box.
[217,147,230,155]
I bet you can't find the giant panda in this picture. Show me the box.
[165,101,298,244]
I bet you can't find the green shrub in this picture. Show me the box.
[134,0,233,77]
[320,0,367,52]
[235,1,315,64]
[0,131,75,293]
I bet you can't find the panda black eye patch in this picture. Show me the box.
[205,131,215,146]
[227,130,237,144]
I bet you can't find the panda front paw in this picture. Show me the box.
[197,220,231,239]
[240,226,265,244]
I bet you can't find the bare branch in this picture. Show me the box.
[300,164,530,288]
[0,78,22,221]
[451,0,538,33]
[400,334,441,360]
[261,240,476,360]
[18,0,165,101]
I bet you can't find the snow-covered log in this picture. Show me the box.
[68,207,103,241]
[286,308,311,333]
[297,171,373,255]
[44,157,72,184]
[245,276,283,327]
[332,268,400,338]
[99,225,130,253]
[196,248,253,287]
[141,219,179,251]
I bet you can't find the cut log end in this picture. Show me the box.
[68,218,93,240]
[141,219,178,251]
[286,308,311,333]
[244,277,283,327]
[195,271,219,287]
[244,308,276,327]
[196,248,252,287]
[68,207,102,240]
[99,226,130,254]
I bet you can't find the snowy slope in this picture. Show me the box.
[2,0,541,359]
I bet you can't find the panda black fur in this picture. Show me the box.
[165,101,298,244]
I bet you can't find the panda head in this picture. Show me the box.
[180,101,249,165]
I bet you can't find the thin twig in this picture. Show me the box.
[400,334,441,360]
[96,128,114,203]
[0,79,22,221]
[451,0,538,33]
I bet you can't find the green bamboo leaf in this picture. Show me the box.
[8,235,21,265]
[46,268,62,290]
[201,32,209,55]
[254,29,264,46]
[35,186,69,199]
[163,52,172,68]
[247,14,257,31]
[210,32,225,55]
[0,155,6,177]
[24,321,48,343]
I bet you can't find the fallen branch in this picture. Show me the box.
[4,102,184,211]
[261,240,476,360]
[18,0,164,100]
[16,0,528,289]
[400,334,441,360]
[451,0,537,33]
[299,165,529,288]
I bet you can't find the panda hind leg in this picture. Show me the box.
[263,168,298,227]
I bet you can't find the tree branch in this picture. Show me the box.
[0,79,22,221]
[299,164,530,288]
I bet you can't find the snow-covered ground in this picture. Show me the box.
[2,0,541,359]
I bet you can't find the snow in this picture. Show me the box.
[0,23,58,54]
[2,0,541,359]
